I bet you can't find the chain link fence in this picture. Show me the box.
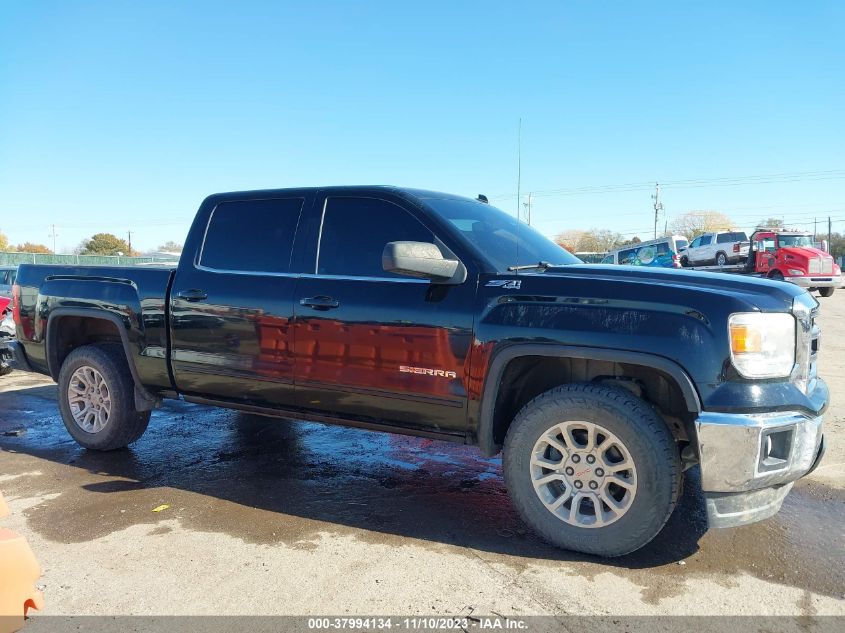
[0,252,179,267]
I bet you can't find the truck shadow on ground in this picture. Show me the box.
[2,388,844,599]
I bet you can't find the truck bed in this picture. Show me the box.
[13,264,176,392]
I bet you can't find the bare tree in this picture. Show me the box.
[554,230,585,252]
[669,211,735,239]
[576,229,624,252]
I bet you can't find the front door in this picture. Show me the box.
[169,194,311,408]
[754,232,777,274]
[293,194,475,434]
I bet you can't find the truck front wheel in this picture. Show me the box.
[819,287,835,297]
[503,383,681,557]
[58,344,151,450]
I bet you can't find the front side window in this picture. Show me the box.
[618,248,638,264]
[201,198,304,273]
[700,235,712,246]
[318,197,434,278]
[689,237,701,248]
[601,254,613,264]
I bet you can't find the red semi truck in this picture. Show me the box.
[685,229,841,297]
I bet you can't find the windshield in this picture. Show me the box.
[778,234,814,248]
[423,197,581,271]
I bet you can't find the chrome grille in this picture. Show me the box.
[808,258,821,274]
[791,297,818,395]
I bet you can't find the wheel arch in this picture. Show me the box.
[46,308,158,410]
[476,344,702,457]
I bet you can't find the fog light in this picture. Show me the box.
[758,427,794,473]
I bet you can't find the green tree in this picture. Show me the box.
[0,230,8,251]
[80,233,136,256]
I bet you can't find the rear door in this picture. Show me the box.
[169,193,312,408]
[292,193,475,434]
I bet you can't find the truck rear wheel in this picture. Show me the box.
[58,344,151,450]
[819,287,835,297]
[503,383,681,557]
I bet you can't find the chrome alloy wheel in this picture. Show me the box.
[67,365,112,433]
[530,421,637,528]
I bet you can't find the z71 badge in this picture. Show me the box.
[485,279,521,289]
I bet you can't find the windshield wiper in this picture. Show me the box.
[507,260,554,271]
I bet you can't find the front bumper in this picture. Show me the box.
[784,274,840,288]
[695,406,825,528]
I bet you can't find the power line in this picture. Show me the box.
[488,168,845,201]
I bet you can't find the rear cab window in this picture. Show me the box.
[200,198,304,273]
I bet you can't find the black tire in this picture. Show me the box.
[715,251,728,266]
[819,287,835,297]
[768,270,784,282]
[503,383,681,557]
[679,256,689,267]
[0,362,12,376]
[58,344,150,450]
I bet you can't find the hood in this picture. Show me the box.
[779,246,832,260]
[512,264,807,313]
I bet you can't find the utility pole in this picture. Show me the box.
[127,230,133,254]
[651,183,664,239]
[49,225,58,253]
[814,218,817,241]
[829,217,833,253]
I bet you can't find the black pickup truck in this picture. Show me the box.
[4,186,827,556]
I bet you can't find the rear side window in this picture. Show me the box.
[318,197,434,278]
[699,235,712,246]
[200,198,304,273]
[717,233,732,244]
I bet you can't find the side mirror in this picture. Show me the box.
[382,242,463,283]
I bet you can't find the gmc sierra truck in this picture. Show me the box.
[3,186,827,557]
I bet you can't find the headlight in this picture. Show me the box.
[787,269,803,276]
[729,312,796,378]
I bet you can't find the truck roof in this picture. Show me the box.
[203,185,478,205]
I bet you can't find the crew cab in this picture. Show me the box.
[2,186,828,557]
[680,231,749,267]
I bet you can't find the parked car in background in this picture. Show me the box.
[0,266,18,298]
[0,295,13,375]
[600,235,688,268]
[680,231,749,267]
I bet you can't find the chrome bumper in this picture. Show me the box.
[784,274,840,288]
[695,409,824,528]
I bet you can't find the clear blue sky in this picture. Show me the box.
[1,1,843,253]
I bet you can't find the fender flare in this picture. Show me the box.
[45,308,159,411]
[476,344,702,456]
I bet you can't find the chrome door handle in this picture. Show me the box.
[176,289,208,302]
[300,296,340,310]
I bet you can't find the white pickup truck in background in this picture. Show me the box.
[680,231,750,267]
